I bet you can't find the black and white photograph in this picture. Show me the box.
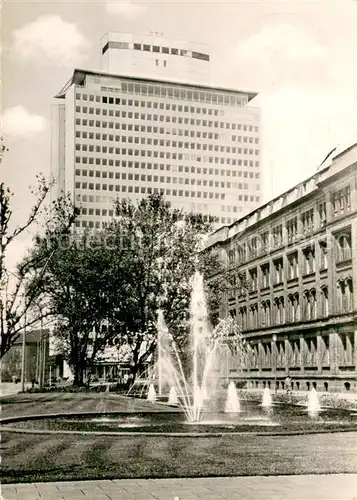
[1,0,357,498]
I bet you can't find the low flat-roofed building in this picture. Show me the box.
[1,330,50,384]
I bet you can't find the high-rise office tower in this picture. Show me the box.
[51,34,261,229]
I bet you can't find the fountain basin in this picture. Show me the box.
[2,401,356,436]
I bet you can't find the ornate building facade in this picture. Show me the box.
[206,144,357,393]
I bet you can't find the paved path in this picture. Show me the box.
[2,474,357,500]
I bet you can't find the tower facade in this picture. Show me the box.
[52,69,261,229]
[101,32,211,85]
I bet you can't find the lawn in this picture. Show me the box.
[1,393,356,484]
[0,391,179,419]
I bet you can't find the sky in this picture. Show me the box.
[1,0,357,267]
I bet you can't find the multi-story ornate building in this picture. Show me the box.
[206,143,357,393]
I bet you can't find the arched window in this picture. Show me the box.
[249,305,258,329]
[337,278,353,313]
[303,291,309,319]
[279,297,285,324]
[260,302,267,326]
[347,278,354,312]
[336,233,352,262]
[239,307,247,330]
[321,287,328,317]
[288,294,294,322]
[229,308,237,319]
[266,301,271,326]
[309,289,316,320]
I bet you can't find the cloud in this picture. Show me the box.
[11,15,90,67]
[105,1,147,18]
[236,23,325,62]
[2,106,46,137]
[214,23,327,91]
[5,238,33,275]
[258,86,357,200]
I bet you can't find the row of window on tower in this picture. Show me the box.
[75,121,260,148]
[74,168,259,187]
[75,154,259,171]
[76,84,249,108]
[75,181,258,203]
[75,100,259,132]
[101,40,210,61]
[75,142,259,160]
[75,214,236,229]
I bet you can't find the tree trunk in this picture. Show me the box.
[73,364,84,387]
[69,328,86,387]
[71,352,86,387]
[129,364,140,383]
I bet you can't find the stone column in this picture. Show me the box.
[258,340,264,376]
[284,337,290,373]
[354,330,357,372]
[297,247,304,290]
[326,228,335,316]
[271,341,276,374]
[299,335,305,374]
[329,331,339,375]
[246,343,252,377]
[351,218,357,313]
[316,332,323,374]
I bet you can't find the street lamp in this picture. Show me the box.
[272,334,277,393]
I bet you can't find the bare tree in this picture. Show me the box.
[0,139,77,358]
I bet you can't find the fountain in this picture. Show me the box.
[168,386,179,405]
[201,385,208,401]
[262,387,272,408]
[147,383,157,402]
[156,272,223,422]
[129,271,247,422]
[13,278,357,439]
[307,387,321,415]
[225,381,241,413]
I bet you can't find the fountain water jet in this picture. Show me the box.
[147,383,157,402]
[201,385,208,401]
[307,387,321,415]
[156,272,221,422]
[168,386,179,405]
[261,387,272,407]
[225,381,241,413]
[130,271,247,422]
